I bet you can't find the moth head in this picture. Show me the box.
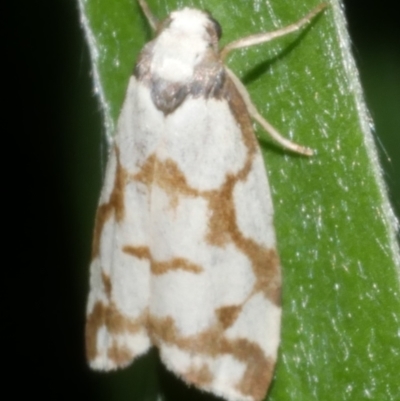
[158,8,222,51]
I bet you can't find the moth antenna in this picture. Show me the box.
[138,0,159,31]
[220,3,328,60]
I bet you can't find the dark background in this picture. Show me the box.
[10,0,398,399]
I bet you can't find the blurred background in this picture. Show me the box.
[10,0,398,399]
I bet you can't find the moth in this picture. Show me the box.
[86,1,327,400]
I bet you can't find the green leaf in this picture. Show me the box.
[78,0,400,400]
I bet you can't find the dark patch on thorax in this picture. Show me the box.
[134,42,226,115]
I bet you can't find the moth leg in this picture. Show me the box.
[226,68,313,156]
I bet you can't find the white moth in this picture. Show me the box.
[86,1,327,400]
